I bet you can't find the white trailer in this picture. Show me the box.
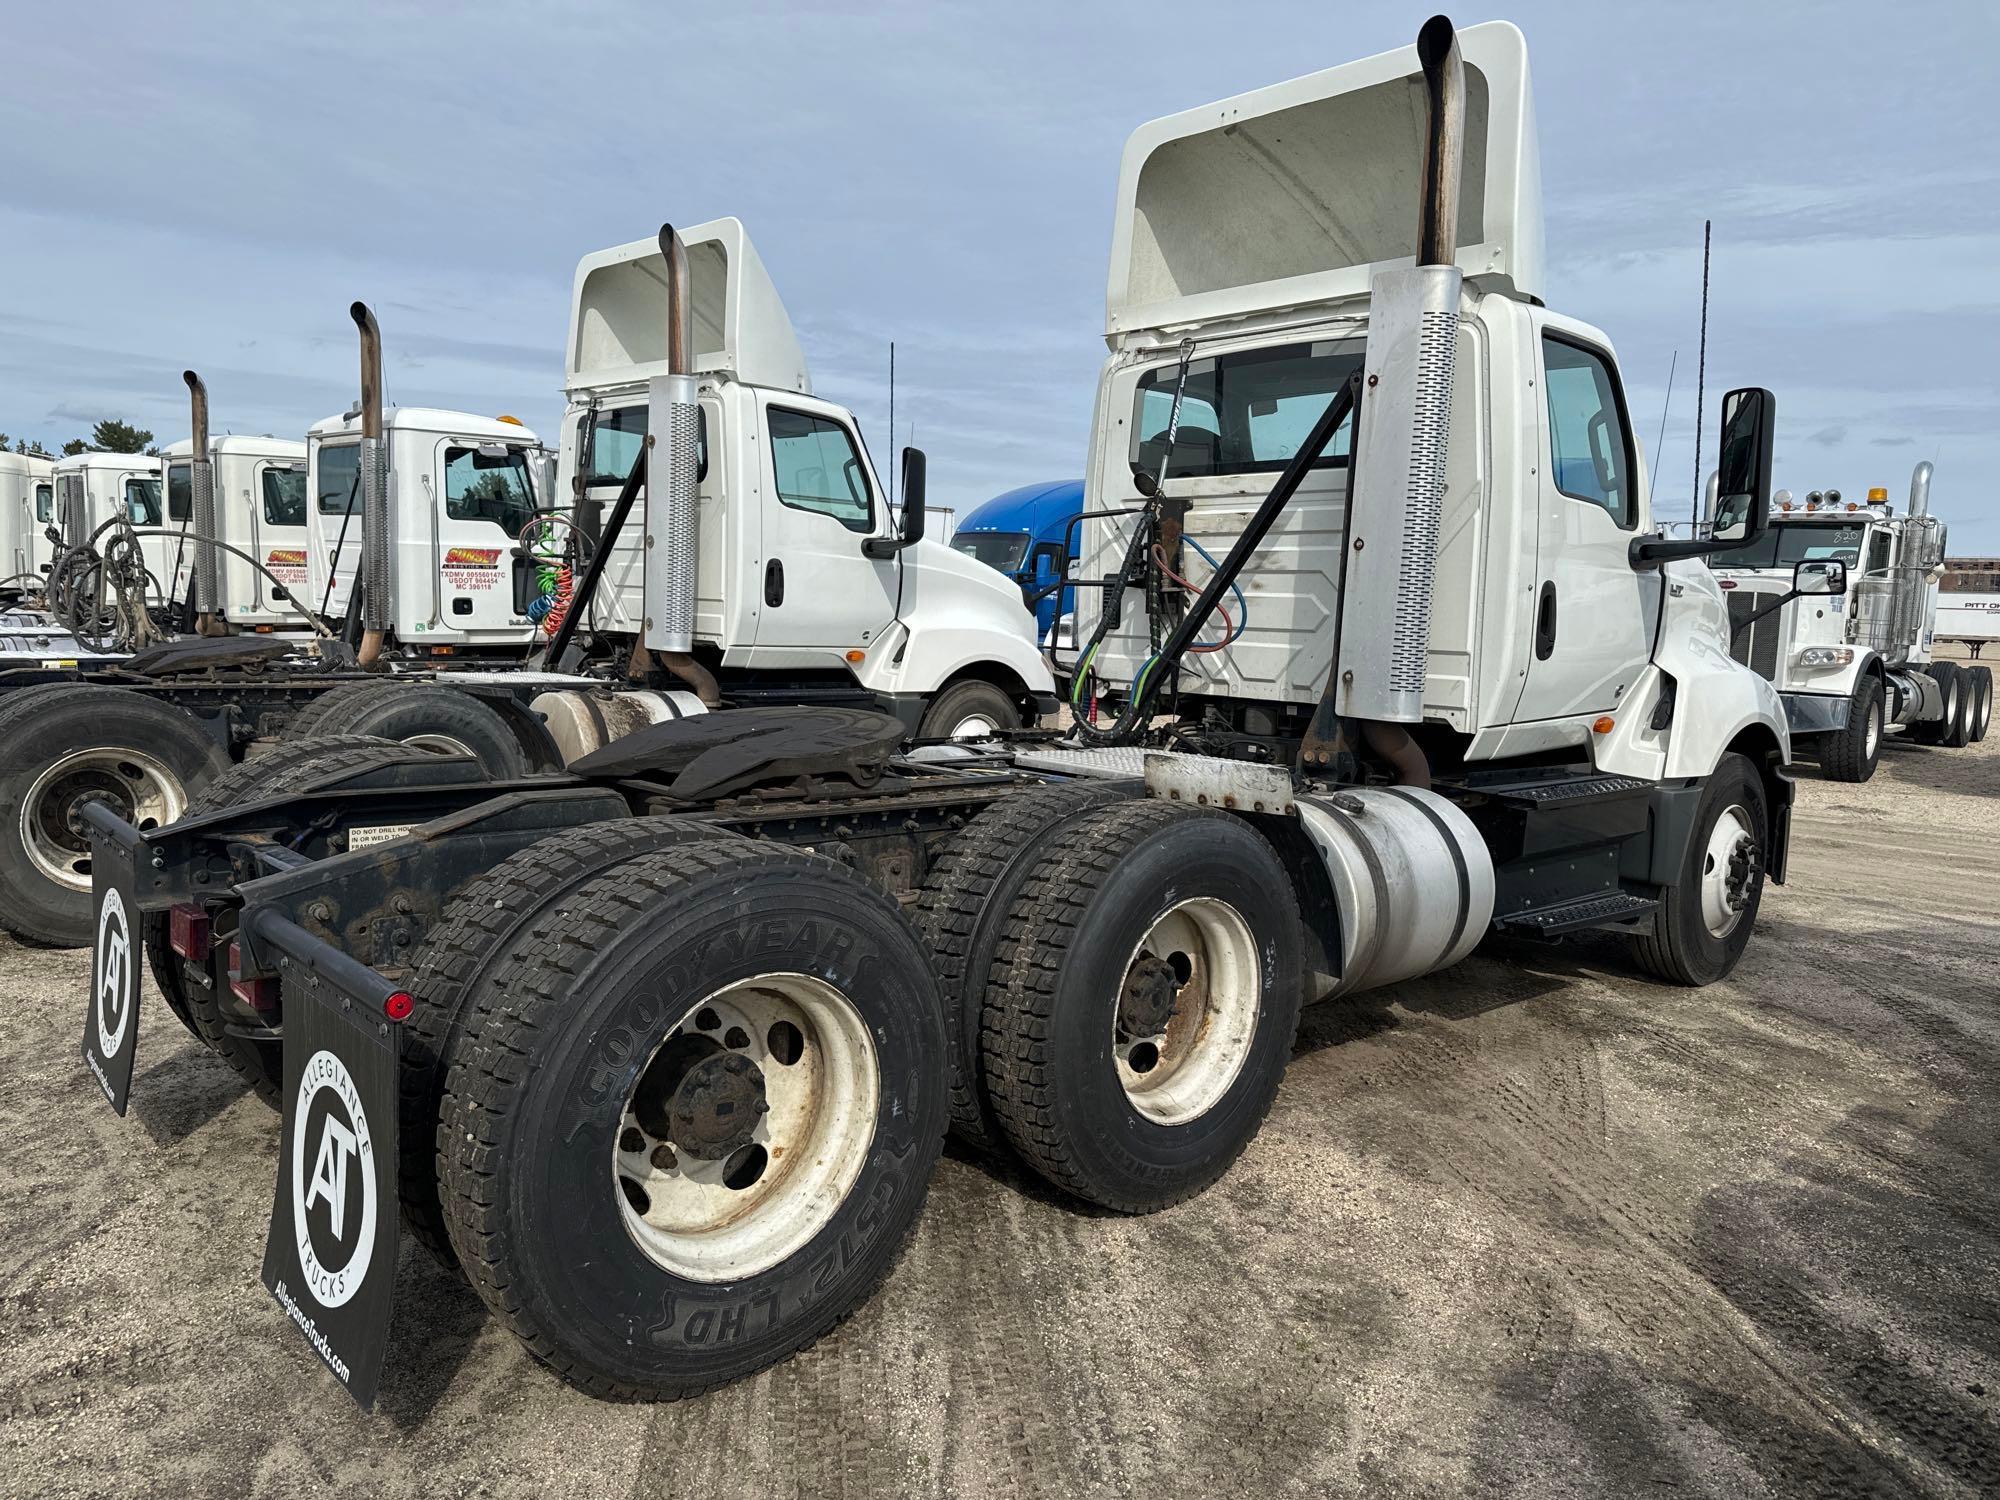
[75,17,1803,1411]
[1709,472,1992,779]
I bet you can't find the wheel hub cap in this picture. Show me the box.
[1118,954,1181,1036]
[665,1052,768,1160]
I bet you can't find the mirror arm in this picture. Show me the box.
[862,534,911,560]
[1632,533,1738,566]
[1730,587,1801,641]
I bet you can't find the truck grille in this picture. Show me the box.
[1727,592,1781,680]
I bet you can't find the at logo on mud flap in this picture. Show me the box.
[95,886,134,1061]
[292,1049,379,1308]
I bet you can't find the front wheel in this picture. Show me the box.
[1630,752,1768,986]
[1818,676,1881,783]
[437,841,948,1399]
[916,678,1022,741]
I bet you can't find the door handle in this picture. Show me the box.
[1535,580,1558,660]
[764,559,784,607]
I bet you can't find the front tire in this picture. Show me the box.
[980,800,1304,1213]
[437,841,949,1399]
[1818,676,1881,783]
[1630,752,1767,986]
[916,678,1021,741]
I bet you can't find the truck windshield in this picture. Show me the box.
[952,530,1030,574]
[318,443,360,514]
[123,478,163,526]
[1131,340,1360,481]
[582,404,706,486]
[445,446,537,537]
[263,467,308,525]
[1712,522,1864,570]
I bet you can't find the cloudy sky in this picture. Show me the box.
[3,1,1995,548]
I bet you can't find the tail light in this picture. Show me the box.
[227,941,279,1012]
[168,903,212,962]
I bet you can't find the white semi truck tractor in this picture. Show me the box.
[1,450,55,605]
[1709,467,1991,780]
[551,217,1055,741]
[160,374,316,636]
[76,17,1796,1411]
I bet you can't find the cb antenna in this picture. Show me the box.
[888,340,896,510]
[1690,219,1711,526]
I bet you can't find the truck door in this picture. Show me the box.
[752,400,898,655]
[433,438,538,639]
[1514,327,1658,725]
[313,440,362,619]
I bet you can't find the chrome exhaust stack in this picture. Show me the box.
[640,223,721,705]
[1333,14,1465,754]
[1908,460,1933,518]
[183,369,221,630]
[351,302,391,666]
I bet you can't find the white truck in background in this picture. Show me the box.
[1,451,56,602]
[557,218,1055,739]
[1708,468,1991,780]
[160,373,315,635]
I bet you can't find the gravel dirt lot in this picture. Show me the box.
[3,719,1995,1499]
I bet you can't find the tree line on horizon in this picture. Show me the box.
[0,419,159,458]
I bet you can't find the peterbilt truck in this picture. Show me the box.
[1709,467,1991,780]
[76,16,1794,1412]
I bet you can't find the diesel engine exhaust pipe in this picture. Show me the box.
[1908,459,1933,518]
[1324,13,1466,786]
[183,370,221,633]
[351,301,390,667]
[638,222,722,707]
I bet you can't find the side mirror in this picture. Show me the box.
[1711,387,1775,545]
[864,446,926,559]
[1630,386,1778,566]
[1794,558,1846,596]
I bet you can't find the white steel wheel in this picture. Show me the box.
[1864,696,1882,757]
[1697,803,1759,940]
[20,747,188,891]
[948,712,1001,741]
[1111,896,1261,1126]
[613,973,880,1282]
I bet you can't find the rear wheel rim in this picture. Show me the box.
[1111,897,1260,1125]
[1698,804,1758,940]
[401,732,475,758]
[20,747,188,892]
[613,973,878,1283]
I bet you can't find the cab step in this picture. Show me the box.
[1493,890,1658,936]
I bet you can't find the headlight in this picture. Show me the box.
[1796,646,1854,667]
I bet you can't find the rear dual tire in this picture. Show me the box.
[434,841,949,1399]
[978,800,1304,1213]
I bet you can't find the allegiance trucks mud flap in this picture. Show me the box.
[82,801,408,1408]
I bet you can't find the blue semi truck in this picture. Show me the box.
[950,478,1083,642]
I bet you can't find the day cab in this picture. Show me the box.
[559,218,1055,737]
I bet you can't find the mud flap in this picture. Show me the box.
[82,815,143,1114]
[253,913,404,1410]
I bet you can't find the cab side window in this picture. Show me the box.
[1543,336,1636,529]
[769,408,873,534]
[443,446,537,538]
[1865,530,1892,576]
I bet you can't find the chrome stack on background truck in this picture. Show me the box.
[1709,465,1992,781]
[76,16,1797,1413]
